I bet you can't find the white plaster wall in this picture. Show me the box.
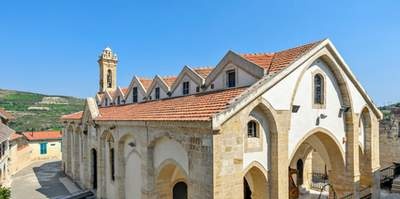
[171,76,200,97]
[123,137,141,199]
[288,60,346,157]
[208,64,258,91]
[262,64,303,110]
[153,138,189,174]
[344,75,368,115]
[359,118,365,150]
[243,110,270,171]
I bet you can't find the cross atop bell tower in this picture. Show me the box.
[98,47,118,93]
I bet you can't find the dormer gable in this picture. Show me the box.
[147,75,172,100]
[113,87,127,105]
[204,50,265,90]
[170,66,204,97]
[125,76,152,103]
[99,90,114,107]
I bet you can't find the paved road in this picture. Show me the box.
[11,160,76,199]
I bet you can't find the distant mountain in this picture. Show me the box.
[0,89,84,132]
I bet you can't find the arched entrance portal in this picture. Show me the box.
[243,178,252,199]
[91,148,97,190]
[156,161,188,199]
[296,159,304,186]
[173,182,188,199]
[289,130,346,197]
[243,165,269,199]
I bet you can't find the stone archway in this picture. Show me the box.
[289,130,346,197]
[66,125,73,176]
[99,131,115,198]
[118,134,141,199]
[156,160,188,199]
[73,127,81,182]
[243,165,269,199]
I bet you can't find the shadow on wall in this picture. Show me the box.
[32,161,71,198]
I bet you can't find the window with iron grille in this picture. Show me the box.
[183,81,190,95]
[226,70,236,88]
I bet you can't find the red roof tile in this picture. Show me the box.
[23,130,62,141]
[194,67,214,78]
[0,108,15,120]
[61,111,83,120]
[241,40,322,74]
[138,78,153,91]
[96,87,247,121]
[162,77,177,88]
[121,87,129,96]
[10,132,23,141]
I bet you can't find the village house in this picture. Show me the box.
[0,108,14,187]
[61,39,382,199]
[9,130,62,175]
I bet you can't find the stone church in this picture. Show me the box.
[61,39,382,199]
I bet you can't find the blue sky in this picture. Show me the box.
[0,1,399,105]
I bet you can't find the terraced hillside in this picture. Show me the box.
[0,89,84,132]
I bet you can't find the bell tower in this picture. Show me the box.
[98,47,118,93]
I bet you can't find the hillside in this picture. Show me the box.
[0,89,84,132]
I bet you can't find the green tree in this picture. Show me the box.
[0,186,10,199]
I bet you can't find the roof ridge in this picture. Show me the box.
[241,52,275,56]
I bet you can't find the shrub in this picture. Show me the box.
[0,186,11,199]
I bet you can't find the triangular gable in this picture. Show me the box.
[170,66,204,93]
[126,76,150,98]
[99,90,114,106]
[212,39,382,130]
[82,98,100,124]
[113,87,126,103]
[204,50,265,87]
[147,75,171,96]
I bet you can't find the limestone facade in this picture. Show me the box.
[62,39,382,199]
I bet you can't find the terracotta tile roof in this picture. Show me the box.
[0,108,15,120]
[0,123,14,142]
[10,132,23,141]
[121,87,129,96]
[96,87,247,121]
[61,111,83,120]
[193,67,214,78]
[138,78,153,91]
[23,130,62,141]
[162,76,178,88]
[241,40,322,74]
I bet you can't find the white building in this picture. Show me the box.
[62,39,382,199]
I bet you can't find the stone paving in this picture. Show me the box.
[11,160,79,199]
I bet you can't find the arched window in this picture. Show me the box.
[314,74,324,105]
[247,121,258,138]
[107,69,112,88]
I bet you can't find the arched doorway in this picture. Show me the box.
[296,159,304,186]
[243,178,252,199]
[91,148,97,190]
[289,130,346,197]
[243,165,269,199]
[156,161,188,199]
[173,182,188,199]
